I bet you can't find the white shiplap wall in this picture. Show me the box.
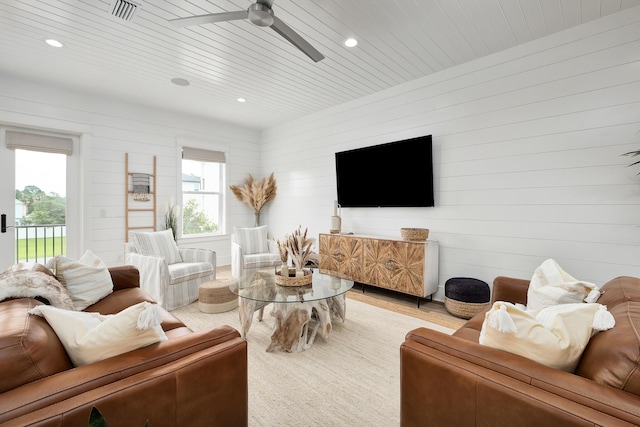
[261,7,640,301]
[0,74,261,267]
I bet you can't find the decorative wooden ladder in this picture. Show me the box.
[125,153,156,242]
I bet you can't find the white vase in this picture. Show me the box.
[330,215,341,234]
[280,263,289,277]
[295,269,304,277]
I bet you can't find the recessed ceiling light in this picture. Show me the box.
[344,38,358,48]
[45,39,63,48]
[171,77,190,86]
[237,98,246,103]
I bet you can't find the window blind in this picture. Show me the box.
[6,130,73,155]
[182,146,226,163]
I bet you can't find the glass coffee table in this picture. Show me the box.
[229,268,354,352]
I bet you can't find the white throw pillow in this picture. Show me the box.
[527,259,600,312]
[54,250,114,311]
[479,301,615,372]
[131,230,182,264]
[29,302,167,366]
[235,225,269,255]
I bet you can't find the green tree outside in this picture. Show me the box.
[183,199,218,234]
[16,185,46,216]
[25,194,66,225]
[16,186,66,225]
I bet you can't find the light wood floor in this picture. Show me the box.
[217,265,465,328]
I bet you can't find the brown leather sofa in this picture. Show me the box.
[401,275,640,426]
[0,264,247,427]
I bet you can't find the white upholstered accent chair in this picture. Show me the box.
[124,230,216,310]
[231,225,280,279]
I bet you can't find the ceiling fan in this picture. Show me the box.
[168,0,325,63]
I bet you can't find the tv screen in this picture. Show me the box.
[335,135,434,208]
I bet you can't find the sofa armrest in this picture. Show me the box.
[491,276,530,305]
[178,247,216,268]
[231,241,243,278]
[108,265,140,291]
[0,326,246,424]
[401,327,640,426]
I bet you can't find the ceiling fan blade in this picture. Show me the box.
[256,0,274,7]
[169,10,248,28]
[270,16,325,62]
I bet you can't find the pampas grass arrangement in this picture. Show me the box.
[286,226,319,271]
[623,149,640,174]
[275,238,289,263]
[229,173,277,225]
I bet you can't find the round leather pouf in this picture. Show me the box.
[198,278,238,313]
[444,277,491,319]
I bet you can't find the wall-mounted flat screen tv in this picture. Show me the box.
[335,135,434,208]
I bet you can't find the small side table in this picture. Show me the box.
[198,278,238,313]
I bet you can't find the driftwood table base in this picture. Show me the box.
[238,294,347,353]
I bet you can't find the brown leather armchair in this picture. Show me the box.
[401,275,640,426]
[0,265,247,426]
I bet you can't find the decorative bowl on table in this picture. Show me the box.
[275,269,313,287]
[400,228,429,241]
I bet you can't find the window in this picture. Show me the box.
[4,129,72,264]
[181,147,226,236]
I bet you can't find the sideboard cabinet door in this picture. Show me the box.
[319,234,363,282]
[362,238,393,287]
[388,240,425,296]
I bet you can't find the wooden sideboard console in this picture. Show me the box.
[318,233,439,298]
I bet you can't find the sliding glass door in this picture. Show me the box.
[0,128,73,270]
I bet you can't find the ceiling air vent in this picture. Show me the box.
[109,0,139,22]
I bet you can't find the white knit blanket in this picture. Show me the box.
[0,269,75,310]
[526,259,600,312]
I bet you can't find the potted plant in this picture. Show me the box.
[164,199,180,241]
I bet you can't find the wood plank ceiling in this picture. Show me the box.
[0,0,638,129]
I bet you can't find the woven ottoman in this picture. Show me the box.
[198,278,238,313]
[444,277,491,319]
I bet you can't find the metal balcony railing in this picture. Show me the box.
[15,224,66,265]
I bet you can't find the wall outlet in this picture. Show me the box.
[100,209,107,218]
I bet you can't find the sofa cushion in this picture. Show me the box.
[0,298,72,394]
[576,276,640,395]
[53,250,114,311]
[131,230,182,264]
[168,262,214,284]
[85,287,155,313]
[30,302,167,366]
[479,301,614,372]
[235,225,269,255]
[527,259,600,311]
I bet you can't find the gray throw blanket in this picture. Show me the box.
[0,269,75,310]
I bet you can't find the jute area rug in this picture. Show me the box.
[171,288,463,427]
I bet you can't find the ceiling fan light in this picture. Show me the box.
[45,39,64,48]
[344,38,358,48]
[248,3,274,27]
